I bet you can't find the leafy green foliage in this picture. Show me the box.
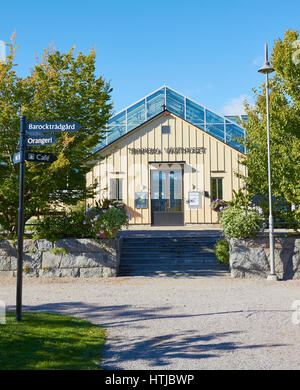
[34,199,129,241]
[239,30,300,231]
[219,206,264,239]
[33,208,93,241]
[214,240,229,264]
[0,34,112,236]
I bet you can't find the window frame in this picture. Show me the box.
[211,177,223,201]
[109,178,123,201]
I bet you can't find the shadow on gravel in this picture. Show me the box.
[10,301,295,329]
[100,329,287,369]
[7,301,289,369]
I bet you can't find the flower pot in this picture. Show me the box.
[98,231,109,239]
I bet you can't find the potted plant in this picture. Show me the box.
[84,199,130,239]
[211,199,228,212]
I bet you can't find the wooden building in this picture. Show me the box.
[87,86,247,226]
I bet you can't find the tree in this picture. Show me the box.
[0,34,112,236]
[239,30,300,229]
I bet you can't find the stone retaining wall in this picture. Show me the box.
[228,235,300,280]
[0,238,119,278]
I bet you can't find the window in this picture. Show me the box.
[211,178,223,200]
[162,125,171,134]
[109,178,123,201]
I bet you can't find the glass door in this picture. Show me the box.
[150,169,184,226]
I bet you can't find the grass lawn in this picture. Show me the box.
[0,312,106,370]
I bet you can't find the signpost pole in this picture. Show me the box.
[16,115,26,321]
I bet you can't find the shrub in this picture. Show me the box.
[215,240,229,264]
[34,199,130,241]
[34,208,93,241]
[219,206,264,239]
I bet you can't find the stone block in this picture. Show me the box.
[0,257,11,271]
[230,246,269,273]
[23,240,38,253]
[229,235,300,280]
[102,253,119,268]
[10,253,42,271]
[40,268,79,278]
[55,238,103,253]
[23,252,42,269]
[80,267,103,278]
[102,267,116,277]
[0,240,17,257]
[42,252,62,269]
[0,271,14,277]
[23,268,39,277]
[37,239,54,252]
[60,252,104,268]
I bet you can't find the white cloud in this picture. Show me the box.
[252,55,263,67]
[221,95,250,116]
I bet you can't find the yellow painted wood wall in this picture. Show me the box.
[86,112,246,224]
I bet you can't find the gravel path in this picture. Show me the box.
[1,276,300,370]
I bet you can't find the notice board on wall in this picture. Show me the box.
[135,192,148,209]
[188,191,202,208]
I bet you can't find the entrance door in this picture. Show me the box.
[151,169,184,226]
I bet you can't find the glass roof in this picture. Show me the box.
[94,86,246,154]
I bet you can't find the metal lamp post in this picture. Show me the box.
[258,44,277,281]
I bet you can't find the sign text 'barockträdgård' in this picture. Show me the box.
[26,121,81,132]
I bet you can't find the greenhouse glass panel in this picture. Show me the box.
[226,121,245,153]
[146,88,165,120]
[186,99,204,127]
[107,111,126,144]
[127,100,146,132]
[226,121,244,140]
[166,88,184,118]
[206,109,224,124]
[206,124,225,141]
[225,115,239,124]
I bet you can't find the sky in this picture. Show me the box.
[1,0,299,117]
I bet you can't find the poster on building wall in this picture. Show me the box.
[188,191,202,208]
[135,192,148,209]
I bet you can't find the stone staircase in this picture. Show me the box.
[118,232,229,277]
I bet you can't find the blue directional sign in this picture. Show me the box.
[13,152,21,164]
[26,135,58,146]
[26,152,57,163]
[13,151,57,164]
[26,121,81,133]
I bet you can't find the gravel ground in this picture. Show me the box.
[0,276,300,370]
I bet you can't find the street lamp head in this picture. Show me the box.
[258,61,274,74]
[258,43,275,74]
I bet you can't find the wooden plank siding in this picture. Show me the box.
[88,112,245,225]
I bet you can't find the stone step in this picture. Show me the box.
[120,261,218,267]
[120,263,223,269]
[121,243,217,249]
[119,233,224,277]
[121,249,216,255]
[121,257,217,262]
[119,267,229,277]
[121,238,219,244]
